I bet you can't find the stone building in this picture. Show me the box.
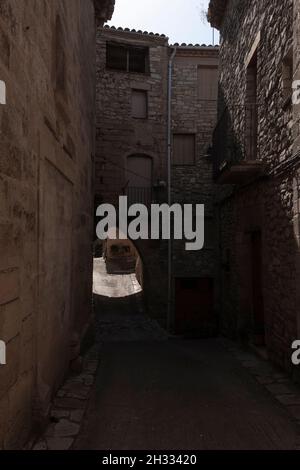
[0,0,114,449]
[95,26,219,332]
[171,45,219,335]
[208,0,300,373]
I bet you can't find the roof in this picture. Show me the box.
[103,25,168,40]
[102,25,219,49]
[207,0,228,30]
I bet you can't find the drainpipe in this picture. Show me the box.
[167,46,177,332]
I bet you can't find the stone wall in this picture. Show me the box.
[293,0,300,341]
[171,47,219,332]
[95,26,169,203]
[95,27,170,322]
[0,0,113,449]
[209,0,300,371]
[171,48,218,273]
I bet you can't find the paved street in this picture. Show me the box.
[93,257,142,299]
[74,260,300,450]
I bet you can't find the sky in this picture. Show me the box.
[106,0,219,46]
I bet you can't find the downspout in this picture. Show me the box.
[167,46,177,332]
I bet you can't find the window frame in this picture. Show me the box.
[106,41,150,74]
[172,133,196,166]
[131,89,148,119]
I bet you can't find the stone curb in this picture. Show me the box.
[31,346,99,451]
[220,338,300,449]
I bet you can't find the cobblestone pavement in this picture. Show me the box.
[222,339,300,437]
[31,347,99,450]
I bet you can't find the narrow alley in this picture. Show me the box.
[73,260,300,450]
[1,0,300,459]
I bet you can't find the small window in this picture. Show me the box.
[132,89,148,119]
[106,42,149,73]
[106,43,127,71]
[282,48,293,107]
[129,47,148,73]
[173,134,196,165]
[198,66,218,101]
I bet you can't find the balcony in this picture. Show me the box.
[212,105,266,184]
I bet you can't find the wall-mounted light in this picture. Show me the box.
[0,80,6,104]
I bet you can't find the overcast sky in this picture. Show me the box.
[106,0,219,46]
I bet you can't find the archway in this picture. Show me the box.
[92,228,147,341]
[93,228,143,299]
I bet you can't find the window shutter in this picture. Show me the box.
[173,134,196,165]
[132,90,148,118]
[198,66,218,101]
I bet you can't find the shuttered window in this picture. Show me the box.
[106,42,149,73]
[173,134,196,165]
[197,66,218,101]
[132,89,148,118]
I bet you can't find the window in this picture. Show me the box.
[132,89,148,118]
[198,66,218,101]
[282,48,293,107]
[106,42,149,73]
[173,134,196,165]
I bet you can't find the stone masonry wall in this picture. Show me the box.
[293,0,300,340]
[0,0,112,449]
[96,26,169,203]
[95,28,219,327]
[171,47,219,332]
[95,27,170,322]
[214,0,299,371]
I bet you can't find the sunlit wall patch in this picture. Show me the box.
[0,80,6,104]
[0,340,6,365]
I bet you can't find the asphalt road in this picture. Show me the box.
[74,260,299,450]
[75,331,299,450]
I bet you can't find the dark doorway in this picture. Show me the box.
[250,231,265,345]
[174,277,215,336]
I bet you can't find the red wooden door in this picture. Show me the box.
[175,278,215,336]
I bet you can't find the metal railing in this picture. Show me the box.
[122,185,168,207]
[212,103,259,178]
[126,186,153,208]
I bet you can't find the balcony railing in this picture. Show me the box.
[212,104,265,184]
[126,186,153,207]
[123,185,167,208]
